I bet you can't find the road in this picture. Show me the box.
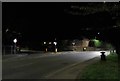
[2,51,110,79]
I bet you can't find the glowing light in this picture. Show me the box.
[83,48,87,50]
[72,42,75,46]
[92,39,102,47]
[98,32,100,35]
[54,42,57,45]
[49,42,52,44]
[13,38,17,43]
[44,42,46,44]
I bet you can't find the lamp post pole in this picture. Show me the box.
[72,42,75,51]
[54,42,57,53]
[44,42,47,52]
[13,38,17,54]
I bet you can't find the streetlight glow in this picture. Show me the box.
[72,42,75,46]
[44,42,46,44]
[13,38,17,43]
[98,32,100,35]
[13,38,17,54]
[54,42,57,45]
[49,42,52,44]
[53,42,57,52]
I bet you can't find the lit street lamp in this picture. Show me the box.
[13,38,17,54]
[53,42,57,52]
[98,32,100,35]
[44,42,47,52]
[72,42,75,46]
[72,42,75,51]
[44,42,46,44]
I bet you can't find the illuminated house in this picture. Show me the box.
[60,38,93,51]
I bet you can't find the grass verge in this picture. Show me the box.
[80,53,118,79]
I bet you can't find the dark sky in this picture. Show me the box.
[3,3,79,40]
[3,2,118,45]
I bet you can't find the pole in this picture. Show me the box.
[13,38,17,54]
[54,40,57,53]
[14,43,16,54]
[55,45,57,53]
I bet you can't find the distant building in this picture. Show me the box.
[59,38,94,51]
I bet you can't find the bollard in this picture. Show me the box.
[100,51,106,61]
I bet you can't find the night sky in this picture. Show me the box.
[3,2,118,46]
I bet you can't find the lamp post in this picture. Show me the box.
[72,42,75,51]
[72,42,75,46]
[13,38,17,54]
[44,42,47,52]
[54,42,57,52]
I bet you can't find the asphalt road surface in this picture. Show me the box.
[2,51,110,79]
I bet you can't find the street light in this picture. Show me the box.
[13,38,17,54]
[13,38,17,43]
[98,32,100,35]
[53,42,57,52]
[43,42,47,52]
[72,42,75,46]
[72,42,75,51]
